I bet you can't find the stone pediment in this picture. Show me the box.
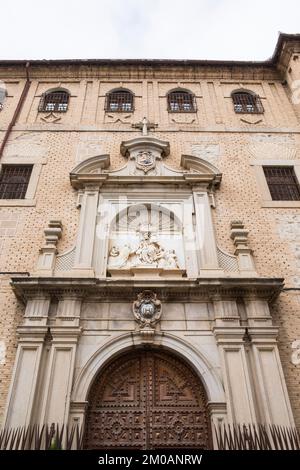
[120,136,170,158]
[70,154,110,175]
[70,141,222,189]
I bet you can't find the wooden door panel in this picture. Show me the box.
[84,350,211,449]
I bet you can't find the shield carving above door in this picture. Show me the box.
[84,349,211,450]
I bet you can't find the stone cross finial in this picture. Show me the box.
[132,117,158,136]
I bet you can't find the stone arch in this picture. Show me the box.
[231,87,258,97]
[107,86,135,95]
[43,86,71,95]
[83,347,214,449]
[108,202,183,232]
[166,87,196,100]
[72,332,225,405]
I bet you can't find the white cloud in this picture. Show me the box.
[0,0,299,60]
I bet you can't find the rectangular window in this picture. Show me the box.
[263,166,300,201]
[0,165,33,199]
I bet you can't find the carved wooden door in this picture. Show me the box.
[84,350,211,449]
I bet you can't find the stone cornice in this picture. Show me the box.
[1,34,299,79]
[70,173,221,190]
[10,276,284,304]
[69,152,222,190]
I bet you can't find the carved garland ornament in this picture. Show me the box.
[133,290,162,327]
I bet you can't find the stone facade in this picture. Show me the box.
[1,34,300,446]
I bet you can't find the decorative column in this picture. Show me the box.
[4,295,51,428]
[36,220,62,276]
[39,293,82,428]
[214,327,258,425]
[207,402,228,449]
[73,186,99,276]
[193,188,223,276]
[230,221,257,275]
[243,297,295,427]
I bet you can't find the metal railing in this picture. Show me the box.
[0,422,299,450]
[214,423,300,450]
[0,423,83,450]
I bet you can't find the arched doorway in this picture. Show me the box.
[84,349,212,449]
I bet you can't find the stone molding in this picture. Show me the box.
[11,276,284,303]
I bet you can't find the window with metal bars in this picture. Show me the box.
[0,165,33,199]
[167,91,195,112]
[38,90,70,113]
[106,90,134,112]
[263,166,300,201]
[232,91,264,114]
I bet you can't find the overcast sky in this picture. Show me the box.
[1,0,300,61]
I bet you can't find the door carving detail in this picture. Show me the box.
[84,350,211,449]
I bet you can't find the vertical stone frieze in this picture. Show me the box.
[275,213,300,287]
[75,134,103,163]
[207,82,222,124]
[190,143,220,165]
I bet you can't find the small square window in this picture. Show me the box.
[106,91,134,112]
[0,165,33,199]
[39,91,69,113]
[263,166,300,201]
[232,92,264,114]
[168,91,195,113]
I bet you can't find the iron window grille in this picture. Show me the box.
[167,91,196,112]
[0,165,33,199]
[106,91,134,112]
[232,92,264,114]
[39,91,69,113]
[263,166,300,201]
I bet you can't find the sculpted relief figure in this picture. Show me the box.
[160,249,180,269]
[135,232,164,265]
[108,244,132,268]
[108,230,180,270]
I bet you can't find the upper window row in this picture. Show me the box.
[1,164,299,202]
[32,87,264,115]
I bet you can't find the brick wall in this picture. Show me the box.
[0,56,300,426]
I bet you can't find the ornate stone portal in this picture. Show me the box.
[4,127,296,446]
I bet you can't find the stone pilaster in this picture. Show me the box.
[213,327,258,424]
[73,187,99,276]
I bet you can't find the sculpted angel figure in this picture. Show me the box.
[108,243,132,268]
[165,249,180,269]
